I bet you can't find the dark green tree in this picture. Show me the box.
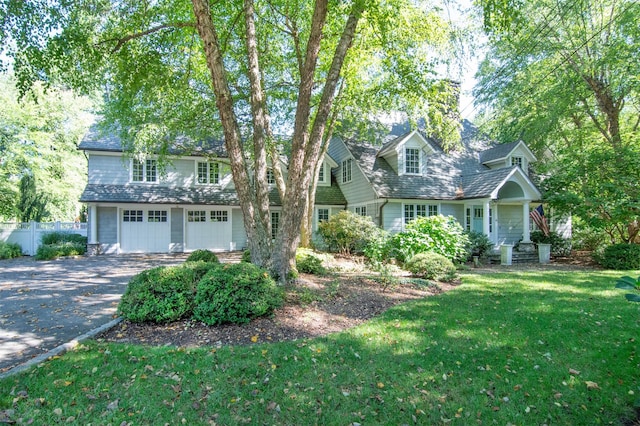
[17,174,48,222]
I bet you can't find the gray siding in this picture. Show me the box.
[329,138,377,205]
[97,207,118,254]
[88,155,129,185]
[441,203,464,224]
[170,208,184,252]
[382,202,403,233]
[497,205,522,245]
[232,208,247,250]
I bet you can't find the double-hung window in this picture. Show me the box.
[405,148,420,174]
[342,159,352,183]
[317,208,329,223]
[404,204,438,224]
[271,212,280,240]
[355,206,367,216]
[197,162,220,185]
[132,159,157,183]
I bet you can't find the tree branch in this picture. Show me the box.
[107,22,195,53]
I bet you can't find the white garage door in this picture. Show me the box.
[120,209,171,253]
[185,209,232,251]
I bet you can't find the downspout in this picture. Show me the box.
[378,199,389,228]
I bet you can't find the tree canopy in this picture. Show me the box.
[0,75,92,222]
[1,0,463,278]
[474,0,640,242]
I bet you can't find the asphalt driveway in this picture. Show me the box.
[0,254,188,375]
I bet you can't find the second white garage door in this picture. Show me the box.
[185,208,232,251]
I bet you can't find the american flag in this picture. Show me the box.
[530,204,550,237]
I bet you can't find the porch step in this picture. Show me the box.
[487,250,540,264]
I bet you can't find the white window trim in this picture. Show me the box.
[318,162,329,185]
[342,158,353,183]
[404,147,421,175]
[196,161,220,185]
[131,159,158,183]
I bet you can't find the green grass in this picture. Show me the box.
[1,269,639,425]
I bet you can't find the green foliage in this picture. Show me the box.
[363,229,392,265]
[41,232,87,245]
[571,222,608,251]
[597,243,640,270]
[615,275,640,303]
[35,242,87,260]
[0,241,22,259]
[465,231,493,259]
[295,249,326,275]
[193,263,283,325]
[530,230,572,257]
[118,263,219,323]
[317,210,385,255]
[390,215,470,263]
[186,249,220,264]
[0,76,91,221]
[404,252,457,282]
[241,250,251,263]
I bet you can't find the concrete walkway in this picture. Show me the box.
[0,254,188,375]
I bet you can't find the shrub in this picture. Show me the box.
[530,230,572,257]
[615,275,640,303]
[186,249,220,263]
[0,241,22,259]
[118,262,219,323]
[363,230,392,265]
[35,241,86,260]
[193,263,283,325]
[597,243,640,270]
[390,215,470,263]
[41,232,87,245]
[317,210,385,255]
[465,231,493,260]
[241,250,252,263]
[296,248,326,275]
[404,252,457,282]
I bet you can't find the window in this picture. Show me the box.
[132,159,158,183]
[405,204,437,224]
[266,170,276,185]
[342,158,352,183]
[355,206,367,216]
[187,211,206,222]
[405,148,420,174]
[210,210,228,222]
[148,210,167,223]
[489,208,493,233]
[511,156,523,169]
[197,162,220,184]
[123,210,143,222]
[465,208,471,231]
[318,162,327,183]
[317,208,329,222]
[271,212,280,240]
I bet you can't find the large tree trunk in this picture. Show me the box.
[191,0,272,266]
[273,0,364,281]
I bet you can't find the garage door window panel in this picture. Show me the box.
[123,210,143,222]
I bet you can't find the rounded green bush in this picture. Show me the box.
[317,210,386,255]
[405,252,457,282]
[0,241,22,259]
[118,262,219,323]
[186,249,220,263]
[598,243,640,270]
[296,249,326,275]
[193,263,283,325]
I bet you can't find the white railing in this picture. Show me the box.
[0,222,88,256]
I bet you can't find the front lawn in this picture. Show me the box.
[1,268,638,425]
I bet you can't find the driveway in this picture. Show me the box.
[0,254,188,375]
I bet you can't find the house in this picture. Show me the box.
[79,119,554,255]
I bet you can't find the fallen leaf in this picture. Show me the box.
[585,381,600,390]
[569,368,580,376]
[251,335,258,343]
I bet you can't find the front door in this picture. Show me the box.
[472,206,484,233]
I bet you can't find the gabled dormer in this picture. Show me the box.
[479,140,536,174]
[377,130,438,176]
[318,153,339,186]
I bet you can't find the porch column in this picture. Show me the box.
[89,204,98,244]
[483,200,491,237]
[522,202,531,243]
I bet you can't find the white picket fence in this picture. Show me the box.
[0,222,88,256]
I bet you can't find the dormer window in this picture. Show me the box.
[511,156,523,169]
[405,148,420,174]
[132,159,157,183]
[267,169,276,185]
[197,161,220,185]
